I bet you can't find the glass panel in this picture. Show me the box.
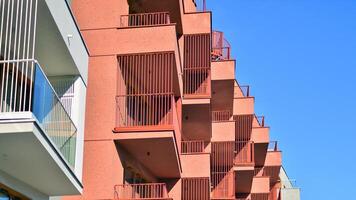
[32,63,77,168]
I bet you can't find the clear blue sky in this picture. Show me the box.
[208,0,356,199]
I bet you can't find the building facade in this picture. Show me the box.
[0,0,297,200]
[0,0,88,199]
[61,0,286,199]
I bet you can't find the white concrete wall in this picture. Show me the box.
[0,170,49,200]
[44,0,89,84]
[281,188,301,200]
[72,76,86,181]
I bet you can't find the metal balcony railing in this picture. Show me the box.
[239,85,250,97]
[116,94,174,128]
[194,0,207,12]
[120,12,171,27]
[0,59,77,168]
[182,177,210,200]
[212,31,231,61]
[181,140,205,154]
[183,34,211,97]
[234,141,254,165]
[212,110,231,122]
[114,183,170,199]
[256,115,265,127]
[268,141,278,152]
[211,172,235,199]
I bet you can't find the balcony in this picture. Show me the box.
[114,183,172,200]
[0,0,88,82]
[251,115,270,166]
[181,140,205,154]
[264,142,282,184]
[233,85,254,115]
[0,60,81,195]
[114,94,181,178]
[212,31,232,61]
[211,118,235,142]
[211,60,235,81]
[180,141,210,177]
[212,110,232,122]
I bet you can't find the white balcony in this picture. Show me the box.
[0,60,82,195]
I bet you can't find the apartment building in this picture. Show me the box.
[0,0,88,199]
[3,0,291,199]
[60,0,286,199]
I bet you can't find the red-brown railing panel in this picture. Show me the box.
[120,12,171,27]
[234,115,254,141]
[116,52,177,129]
[211,172,235,199]
[212,110,231,122]
[211,142,234,173]
[182,177,210,200]
[183,34,211,96]
[251,193,269,200]
[114,183,169,199]
[116,94,174,128]
[212,31,231,60]
[181,140,205,154]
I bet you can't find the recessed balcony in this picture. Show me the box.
[113,94,182,178]
[0,60,81,195]
[180,141,210,177]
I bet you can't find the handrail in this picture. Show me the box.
[235,85,250,97]
[181,140,205,154]
[115,94,174,128]
[268,141,278,151]
[212,110,231,122]
[120,12,171,28]
[212,31,231,60]
[255,115,265,127]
